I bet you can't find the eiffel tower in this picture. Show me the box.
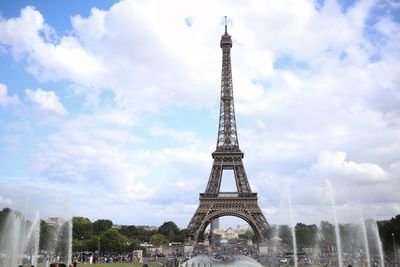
[187,18,269,244]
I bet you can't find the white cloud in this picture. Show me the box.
[0,195,13,205]
[0,83,20,107]
[311,151,387,184]
[0,6,105,85]
[25,88,68,116]
[149,126,199,143]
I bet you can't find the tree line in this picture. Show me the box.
[72,217,187,253]
[1,208,400,255]
[268,216,400,254]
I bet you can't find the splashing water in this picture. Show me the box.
[180,255,263,267]
[0,210,40,267]
[284,181,298,267]
[359,209,371,267]
[372,220,385,267]
[0,210,73,267]
[67,219,73,266]
[325,179,343,267]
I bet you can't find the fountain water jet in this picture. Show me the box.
[42,218,73,265]
[359,209,371,267]
[67,219,73,266]
[325,179,343,267]
[313,227,323,265]
[0,209,40,267]
[180,255,263,267]
[0,208,73,267]
[372,220,385,267]
[284,181,298,267]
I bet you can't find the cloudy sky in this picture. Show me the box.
[0,0,399,228]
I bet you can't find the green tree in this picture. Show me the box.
[150,233,168,245]
[84,235,101,252]
[279,225,293,249]
[127,238,142,251]
[0,208,11,232]
[120,225,137,238]
[92,219,113,235]
[295,223,317,250]
[100,228,128,253]
[238,230,255,240]
[378,215,400,252]
[72,238,83,252]
[175,229,188,243]
[320,221,335,253]
[210,233,222,242]
[72,217,93,240]
[120,225,155,242]
[159,221,179,237]
[39,220,52,250]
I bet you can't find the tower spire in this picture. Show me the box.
[217,16,237,152]
[224,16,228,34]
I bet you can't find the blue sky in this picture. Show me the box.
[0,0,399,228]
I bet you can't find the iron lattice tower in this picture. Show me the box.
[187,18,269,243]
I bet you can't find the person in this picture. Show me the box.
[143,264,149,267]
[348,265,353,267]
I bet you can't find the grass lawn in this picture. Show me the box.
[36,263,163,267]
[89,263,163,267]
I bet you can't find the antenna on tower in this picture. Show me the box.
[224,16,228,34]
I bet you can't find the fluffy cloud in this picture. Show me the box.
[25,88,68,115]
[0,6,105,85]
[0,83,20,107]
[0,195,13,205]
[310,151,387,184]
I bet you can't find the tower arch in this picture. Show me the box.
[195,212,265,243]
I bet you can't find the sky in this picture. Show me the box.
[0,0,399,229]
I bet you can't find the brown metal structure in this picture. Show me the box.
[187,18,269,244]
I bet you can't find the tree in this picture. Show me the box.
[378,215,400,252]
[175,229,188,243]
[92,219,113,235]
[295,223,317,250]
[127,238,142,251]
[84,235,101,252]
[0,208,11,232]
[238,230,254,240]
[72,217,93,240]
[120,225,137,238]
[39,220,52,250]
[100,228,128,253]
[279,225,293,250]
[150,233,168,245]
[210,233,222,242]
[158,221,179,237]
[158,221,180,243]
[320,221,335,253]
[120,225,156,242]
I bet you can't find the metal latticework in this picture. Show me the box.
[187,20,269,244]
[216,23,239,152]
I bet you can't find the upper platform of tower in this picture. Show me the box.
[220,17,232,48]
